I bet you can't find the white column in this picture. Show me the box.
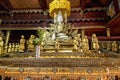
[36,45,40,58]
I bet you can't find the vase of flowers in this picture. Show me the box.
[34,29,45,58]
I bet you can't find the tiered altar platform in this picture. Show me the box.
[0,51,120,79]
[4,52,104,58]
[0,56,120,79]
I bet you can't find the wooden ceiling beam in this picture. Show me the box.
[105,0,112,7]
[0,0,13,11]
[4,0,13,10]
[80,0,82,7]
[0,0,9,11]
[38,0,47,10]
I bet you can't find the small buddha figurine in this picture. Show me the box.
[82,35,90,53]
[11,43,15,52]
[8,43,12,53]
[107,41,111,51]
[19,35,25,52]
[118,45,120,53]
[55,38,59,52]
[91,34,100,52]
[15,43,19,52]
[4,43,8,53]
[28,35,35,52]
[0,36,4,54]
[112,41,117,52]
[73,37,78,51]
[77,34,82,49]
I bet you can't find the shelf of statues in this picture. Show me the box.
[0,42,20,56]
[0,33,105,59]
[99,41,120,53]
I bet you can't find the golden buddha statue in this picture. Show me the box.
[82,35,90,53]
[112,41,117,52]
[11,43,15,52]
[15,43,19,52]
[4,44,8,53]
[91,34,100,52]
[27,35,35,52]
[73,37,78,51]
[19,35,25,52]
[8,43,12,53]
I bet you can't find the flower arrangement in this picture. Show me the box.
[34,29,45,46]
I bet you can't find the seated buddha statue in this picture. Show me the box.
[28,35,35,52]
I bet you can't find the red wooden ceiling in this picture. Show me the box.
[9,0,41,9]
[0,0,112,10]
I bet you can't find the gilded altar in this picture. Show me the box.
[0,0,120,80]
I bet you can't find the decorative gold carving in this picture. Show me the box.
[49,0,70,17]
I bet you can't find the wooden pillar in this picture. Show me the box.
[43,11,48,27]
[113,0,119,14]
[106,28,110,37]
[5,30,11,45]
